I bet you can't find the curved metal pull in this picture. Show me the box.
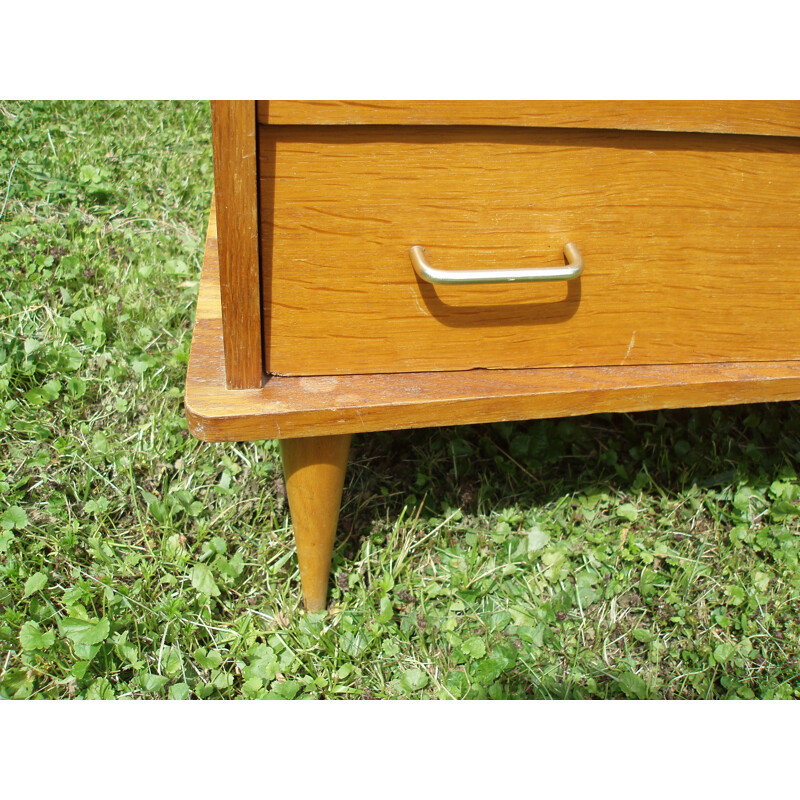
[409,242,583,285]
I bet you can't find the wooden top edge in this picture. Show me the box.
[256,101,800,138]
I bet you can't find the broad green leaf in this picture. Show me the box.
[194,647,223,670]
[376,595,394,623]
[336,663,354,681]
[24,338,42,356]
[161,647,182,677]
[443,669,470,699]
[379,573,395,592]
[752,571,770,592]
[74,642,101,660]
[60,616,110,646]
[725,585,746,606]
[42,379,61,401]
[487,611,512,632]
[243,656,278,683]
[67,376,86,398]
[576,570,600,605]
[91,431,110,455]
[84,497,109,515]
[516,624,546,648]
[400,668,428,692]
[25,388,48,407]
[733,486,761,511]
[19,621,55,650]
[169,683,191,700]
[638,568,659,597]
[86,678,115,699]
[227,551,245,577]
[509,607,537,626]
[79,164,102,183]
[114,632,144,670]
[617,670,647,699]
[274,679,300,699]
[770,499,800,521]
[140,673,169,693]
[23,571,48,597]
[527,526,549,552]
[1,506,28,530]
[216,552,245,582]
[147,499,167,523]
[191,563,220,597]
[210,536,227,554]
[242,679,263,699]
[195,683,214,699]
[299,611,325,638]
[341,630,371,658]
[132,357,154,375]
[71,661,90,680]
[542,551,566,581]
[163,534,188,562]
[617,503,639,522]
[0,530,15,553]
[170,489,195,512]
[213,671,234,689]
[461,636,486,660]
[714,643,736,664]
[473,656,509,684]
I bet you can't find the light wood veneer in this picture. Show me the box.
[261,125,800,377]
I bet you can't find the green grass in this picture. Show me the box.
[2,100,800,699]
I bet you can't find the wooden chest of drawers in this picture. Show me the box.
[186,100,800,610]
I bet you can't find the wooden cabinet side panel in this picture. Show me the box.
[211,100,263,388]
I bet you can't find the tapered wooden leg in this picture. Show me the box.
[279,434,352,612]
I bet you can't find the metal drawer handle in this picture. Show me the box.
[409,242,583,285]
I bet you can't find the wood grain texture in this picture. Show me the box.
[280,434,351,611]
[211,100,263,388]
[185,210,800,442]
[258,101,800,138]
[260,125,800,377]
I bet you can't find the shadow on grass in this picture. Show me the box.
[342,400,800,541]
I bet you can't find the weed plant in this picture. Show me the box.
[1,101,800,699]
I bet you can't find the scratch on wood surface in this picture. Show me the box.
[410,288,425,316]
[622,331,636,365]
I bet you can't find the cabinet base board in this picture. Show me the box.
[185,201,800,443]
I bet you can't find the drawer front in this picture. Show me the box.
[260,125,800,377]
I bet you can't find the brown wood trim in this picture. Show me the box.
[185,211,800,442]
[257,101,800,138]
[211,101,263,388]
